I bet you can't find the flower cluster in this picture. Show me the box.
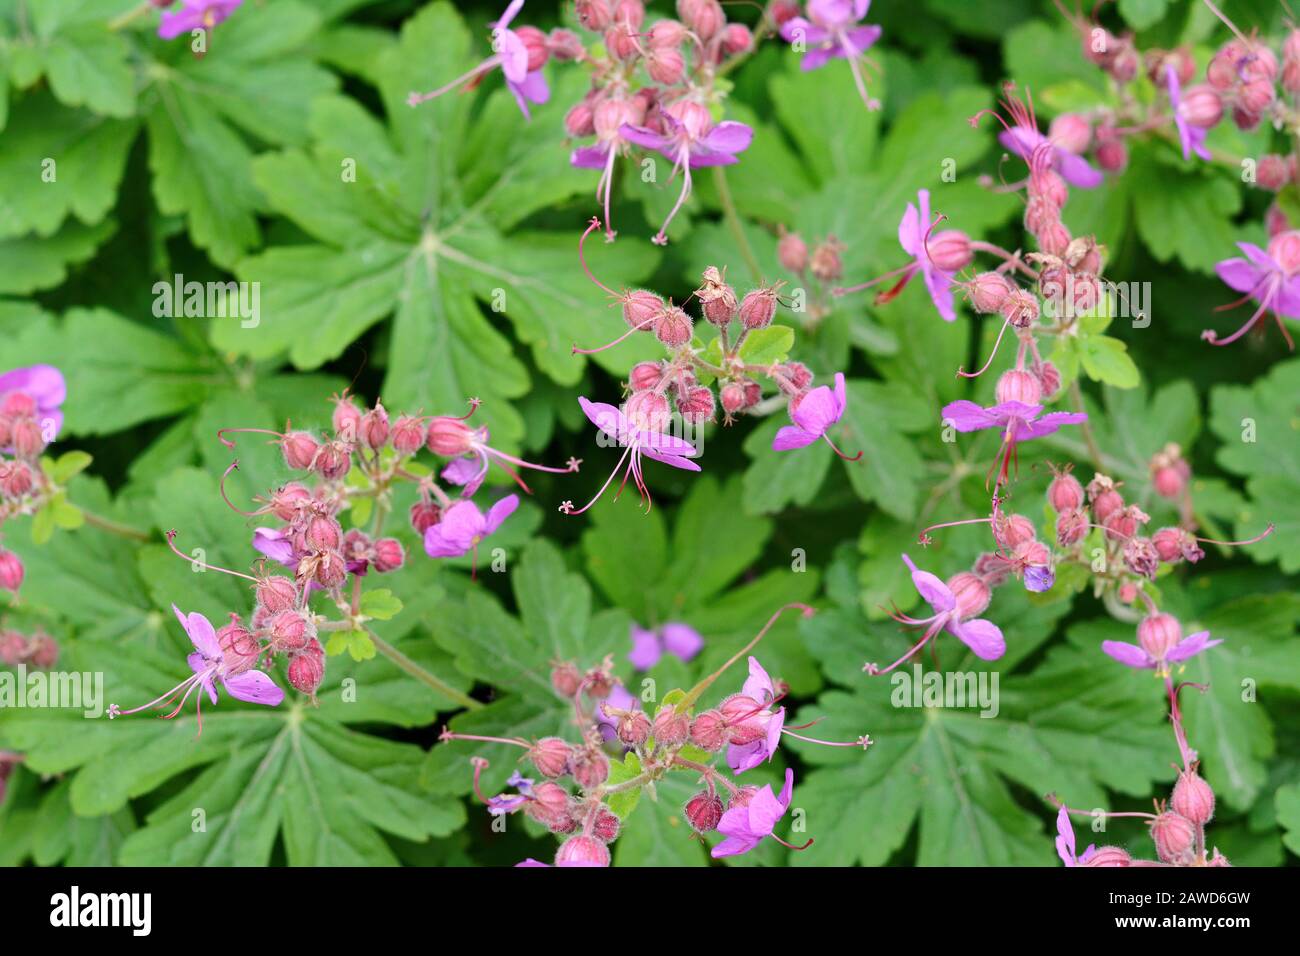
[0,365,68,599]
[1054,611,1230,867]
[773,0,883,110]
[441,604,871,866]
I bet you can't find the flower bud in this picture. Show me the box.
[526,781,574,830]
[1048,113,1091,155]
[313,440,351,480]
[719,694,767,745]
[256,575,298,613]
[530,737,572,778]
[0,549,23,592]
[303,514,342,553]
[313,550,348,589]
[677,385,715,424]
[551,661,582,697]
[1031,168,1068,209]
[571,748,610,789]
[0,461,33,499]
[1171,768,1215,826]
[1179,84,1223,129]
[390,416,425,456]
[268,609,314,653]
[26,633,58,669]
[548,27,585,60]
[778,230,808,272]
[331,396,362,442]
[1237,79,1275,119]
[1096,136,1128,173]
[1108,43,1139,83]
[268,483,311,522]
[1257,153,1291,192]
[1083,846,1132,867]
[648,46,685,84]
[678,0,723,41]
[409,500,442,535]
[576,0,612,31]
[217,616,260,673]
[287,640,325,695]
[1268,230,1300,276]
[1048,471,1084,512]
[514,25,549,72]
[993,511,1037,550]
[625,390,671,433]
[1056,508,1089,547]
[281,431,319,470]
[556,834,610,866]
[995,369,1042,406]
[1086,475,1124,524]
[698,266,738,326]
[1285,58,1300,94]
[359,403,390,450]
[1138,613,1181,660]
[1150,811,1197,865]
[927,230,973,272]
[9,417,45,458]
[947,572,991,618]
[690,709,728,751]
[604,22,639,60]
[1033,360,1061,398]
[653,306,693,347]
[1241,47,1278,83]
[719,383,746,416]
[1123,536,1160,580]
[1104,504,1148,542]
[722,22,753,56]
[651,706,690,746]
[1038,219,1072,257]
[739,287,779,329]
[964,272,1011,313]
[649,18,686,47]
[809,236,844,282]
[684,791,724,832]
[617,710,652,746]
[623,289,663,332]
[373,538,405,573]
[590,805,621,842]
[0,630,25,665]
[1000,288,1040,329]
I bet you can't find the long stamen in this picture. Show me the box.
[165,530,258,582]
[822,432,863,462]
[218,459,263,517]
[958,316,1015,378]
[440,728,530,748]
[407,56,501,107]
[917,515,993,546]
[578,217,621,298]
[1195,523,1274,548]
[770,833,814,851]
[833,261,916,297]
[559,443,635,516]
[217,426,283,451]
[601,147,618,241]
[572,316,655,355]
[780,729,873,749]
[109,672,201,718]
[652,152,693,246]
[864,619,944,676]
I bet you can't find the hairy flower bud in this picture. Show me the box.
[576,0,612,30]
[331,397,362,442]
[1123,536,1160,580]
[1083,846,1132,867]
[287,639,325,695]
[1172,767,1215,826]
[571,748,610,789]
[1104,504,1148,542]
[0,549,23,592]
[677,385,715,424]
[623,289,663,332]
[390,416,425,456]
[690,709,728,751]
[281,431,319,471]
[313,440,352,481]
[1049,113,1091,154]
[651,706,690,746]
[809,236,844,282]
[1096,135,1128,173]
[550,661,582,698]
[1086,474,1124,524]
[359,403,390,450]
[778,230,808,272]
[722,22,753,56]
[648,45,685,84]
[993,511,1037,550]
[409,500,442,535]
[1056,508,1089,547]
[685,791,724,832]
[653,306,693,348]
[1000,288,1041,329]
[927,230,973,272]
[526,781,574,830]
[947,572,991,618]
[268,609,314,653]
[548,27,584,60]
[739,286,780,329]
[373,538,405,573]
[698,266,738,326]
[0,461,33,499]
[256,575,298,613]
[719,383,746,415]
[1269,230,1300,276]
[964,271,1011,313]
[556,834,610,866]
[514,25,549,72]
[1150,811,1197,865]
[530,737,572,778]
[1257,153,1291,192]
[678,0,723,40]
[995,369,1042,406]
[1048,471,1084,512]
[1180,84,1223,128]
[1138,613,1181,660]
[625,390,671,433]
[719,694,767,745]
[617,710,652,746]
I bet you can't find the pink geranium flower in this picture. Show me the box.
[108,604,283,734]
[558,397,700,516]
[157,0,243,40]
[1167,65,1211,163]
[407,0,549,119]
[1206,231,1300,349]
[711,768,799,858]
[941,398,1086,488]
[1054,807,1097,867]
[0,364,66,445]
[628,622,704,670]
[423,495,519,576]
[779,0,883,109]
[772,372,862,461]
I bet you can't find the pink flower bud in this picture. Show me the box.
[1048,113,1091,155]
[615,710,651,746]
[1237,79,1275,118]
[676,385,715,424]
[269,482,312,521]
[590,806,621,842]
[964,272,1011,313]
[390,416,425,456]
[0,630,25,665]
[571,748,610,789]
[1240,47,1278,83]
[651,707,690,746]
[26,633,58,669]
[1083,846,1132,867]
[739,287,779,329]
[269,609,314,653]
[614,0,645,29]
[1138,613,1181,660]
[1268,230,1300,275]
[1056,508,1089,547]
[359,403,390,450]
[719,383,746,416]
[312,440,351,480]
[690,709,728,751]
[715,22,751,56]
[1103,503,1148,542]
[1207,41,1245,89]
[628,361,662,392]
[1034,360,1062,399]
[1000,288,1041,329]
[526,781,574,830]
[565,100,595,138]
[303,514,342,553]
[556,834,610,866]
[409,500,442,535]
[623,289,663,331]
[1150,810,1197,865]
[684,791,724,832]
[373,538,405,573]
[1096,136,1128,173]
[649,18,687,47]
[719,694,767,745]
[313,550,348,588]
[576,0,613,31]
[426,417,475,456]
[782,362,813,389]
[9,417,45,459]
[0,391,35,416]
[653,306,693,348]
[1108,43,1139,83]
[551,662,582,697]
[1171,768,1215,825]
[698,266,737,326]
[287,640,325,695]
[625,390,671,433]
[331,396,362,442]
[947,571,991,618]
[604,23,638,60]
[514,25,549,72]
[530,737,572,778]
[1048,471,1084,512]
[0,461,33,499]
[0,549,23,592]
[256,575,298,613]
[1257,153,1290,191]
[216,616,260,673]
[778,230,808,272]
[548,27,585,60]
[1038,220,1072,257]
[647,46,685,84]
[1284,58,1300,93]
[1087,475,1124,524]
[995,369,1042,406]
[994,511,1037,550]
[1151,464,1186,499]
[927,230,973,272]
[809,236,844,282]
[678,0,723,41]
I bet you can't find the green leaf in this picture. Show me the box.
[360,589,403,621]
[606,752,643,819]
[48,450,93,484]
[738,325,795,366]
[1078,335,1140,389]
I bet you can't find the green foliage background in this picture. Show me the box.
[0,0,1298,866]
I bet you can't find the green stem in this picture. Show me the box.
[1069,380,1105,470]
[364,626,482,711]
[80,510,151,542]
[713,166,763,284]
[107,1,153,31]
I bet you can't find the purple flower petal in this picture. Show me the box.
[222,669,286,707]
[629,626,663,669]
[1101,640,1154,670]
[947,617,1006,660]
[902,554,956,613]
[661,623,704,662]
[1165,630,1222,663]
